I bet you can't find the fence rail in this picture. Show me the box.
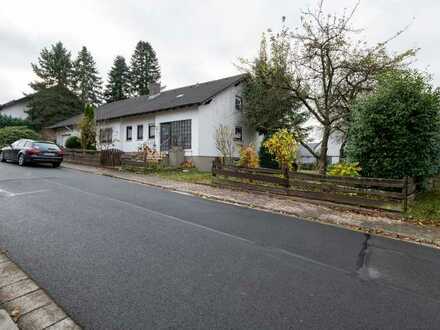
[63,148,123,167]
[212,161,415,212]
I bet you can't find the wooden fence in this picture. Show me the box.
[63,148,123,167]
[212,162,416,212]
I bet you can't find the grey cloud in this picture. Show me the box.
[1,0,439,104]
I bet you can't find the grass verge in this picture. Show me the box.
[407,192,440,225]
[122,166,212,185]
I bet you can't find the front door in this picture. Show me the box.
[160,123,171,152]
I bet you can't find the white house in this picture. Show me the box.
[49,113,83,147]
[0,95,31,119]
[51,74,262,170]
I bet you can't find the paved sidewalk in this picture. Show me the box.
[63,163,440,249]
[0,251,80,329]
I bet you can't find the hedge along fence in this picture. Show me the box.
[63,148,123,167]
[212,161,416,213]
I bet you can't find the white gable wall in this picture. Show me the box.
[198,83,261,158]
[0,102,28,120]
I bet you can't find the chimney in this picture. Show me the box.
[149,82,161,96]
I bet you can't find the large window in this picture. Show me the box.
[160,119,191,151]
[99,128,113,144]
[126,126,132,141]
[137,125,144,140]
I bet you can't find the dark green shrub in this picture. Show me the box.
[346,70,440,179]
[0,126,40,147]
[0,114,33,129]
[65,136,81,149]
[259,135,279,169]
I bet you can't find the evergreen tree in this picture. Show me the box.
[241,33,308,137]
[129,41,161,96]
[104,56,131,103]
[72,46,103,107]
[26,86,84,130]
[79,104,96,149]
[30,42,73,91]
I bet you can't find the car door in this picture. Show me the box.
[10,141,23,162]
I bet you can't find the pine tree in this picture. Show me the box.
[30,42,73,91]
[129,41,161,96]
[72,46,103,107]
[26,86,84,130]
[104,56,130,103]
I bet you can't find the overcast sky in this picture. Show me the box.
[0,0,438,104]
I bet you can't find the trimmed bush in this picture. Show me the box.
[65,136,81,149]
[0,126,40,147]
[346,70,440,179]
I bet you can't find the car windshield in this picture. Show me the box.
[32,142,60,152]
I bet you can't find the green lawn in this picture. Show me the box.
[407,192,440,225]
[155,169,212,184]
[122,165,212,185]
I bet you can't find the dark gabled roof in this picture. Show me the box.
[48,113,84,129]
[0,94,32,110]
[95,74,246,121]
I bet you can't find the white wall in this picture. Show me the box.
[95,121,123,150]
[55,127,80,147]
[0,102,28,120]
[119,114,156,153]
[198,83,261,158]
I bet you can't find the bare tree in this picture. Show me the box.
[268,1,417,174]
[215,125,236,164]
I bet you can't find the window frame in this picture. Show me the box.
[99,128,113,144]
[137,124,144,140]
[148,124,155,139]
[235,95,243,111]
[126,126,132,141]
[234,126,243,142]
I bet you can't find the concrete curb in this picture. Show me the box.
[0,252,80,330]
[62,163,440,250]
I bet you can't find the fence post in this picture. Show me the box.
[283,166,290,190]
[403,176,409,212]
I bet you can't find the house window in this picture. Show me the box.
[234,126,243,141]
[148,124,155,139]
[235,95,243,111]
[137,125,144,140]
[126,126,132,141]
[160,119,192,151]
[99,128,113,144]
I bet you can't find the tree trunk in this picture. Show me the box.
[318,126,331,175]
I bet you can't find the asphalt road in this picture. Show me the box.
[0,162,439,329]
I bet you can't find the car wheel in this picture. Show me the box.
[0,152,5,162]
[18,154,26,166]
[52,162,61,168]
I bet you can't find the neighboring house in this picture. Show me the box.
[49,114,83,147]
[300,120,343,165]
[95,74,262,170]
[0,95,31,120]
